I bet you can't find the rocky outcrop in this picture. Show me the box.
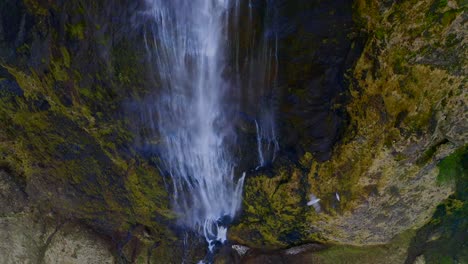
[230,0,467,256]
[0,170,115,264]
[0,214,115,264]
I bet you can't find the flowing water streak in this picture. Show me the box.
[143,0,245,249]
[249,0,280,168]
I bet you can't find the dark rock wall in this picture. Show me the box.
[276,0,362,162]
[230,1,466,262]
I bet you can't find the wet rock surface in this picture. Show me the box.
[0,170,115,264]
[0,0,466,263]
[0,171,27,215]
[230,1,467,263]
[276,0,361,162]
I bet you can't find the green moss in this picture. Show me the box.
[457,0,468,8]
[437,145,467,185]
[23,0,48,16]
[384,128,401,148]
[441,10,458,26]
[406,144,468,263]
[430,0,448,13]
[230,168,308,248]
[395,153,407,161]
[66,22,86,40]
[374,28,385,40]
[352,0,380,29]
[0,1,185,260]
[50,61,69,81]
[392,52,408,75]
[79,86,105,101]
[438,0,450,7]
[112,40,146,89]
[426,0,461,26]
[308,230,415,264]
[60,47,71,68]
[407,196,468,263]
[125,164,174,222]
[6,66,43,98]
[0,62,174,244]
[16,44,31,56]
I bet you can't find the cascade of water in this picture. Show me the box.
[137,0,282,255]
[142,0,245,250]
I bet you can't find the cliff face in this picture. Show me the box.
[229,0,467,260]
[0,0,466,263]
[0,0,191,262]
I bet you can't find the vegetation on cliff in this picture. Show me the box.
[230,2,466,263]
[0,0,465,263]
[0,0,184,262]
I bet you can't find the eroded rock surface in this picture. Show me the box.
[0,170,114,264]
[230,0,466,251]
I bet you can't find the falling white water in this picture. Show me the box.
[142,0,245,249]
[255,116,279,168]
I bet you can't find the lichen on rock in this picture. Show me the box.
[0,0,466,263]
[230,0,467,254]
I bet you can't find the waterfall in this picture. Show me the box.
[141,0,245,250]
[137,0,281,254]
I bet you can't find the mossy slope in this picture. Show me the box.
[0,0,181,261]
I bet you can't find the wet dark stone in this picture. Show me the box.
[0,0,36,65]
[279,230,303,244]
[55,142,86,161]
[0,170,28,215]
[395,110,409,128]
[53,81,73,107]
[0,79,23,97]
[214,245,241,264]
[218,215,233,226]
[274,0,364,162]
[0,0,24,43]
[32,96,51,111]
